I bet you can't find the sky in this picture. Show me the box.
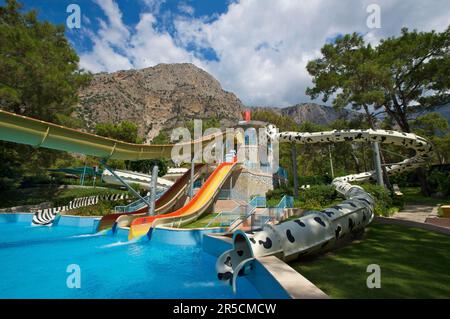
[6,0,450,107]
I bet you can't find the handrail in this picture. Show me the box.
[114,191,164,213]
[227,204,257,233]
[206,205,246,228]
[205,212,223,228]
[248,196,266,208]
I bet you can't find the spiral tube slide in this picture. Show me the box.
[216,126,433,293]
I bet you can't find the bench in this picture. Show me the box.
[441,205,450,218]
[393,184,403,196]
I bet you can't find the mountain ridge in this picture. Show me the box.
[250,103,357,125]
[76,63,362,141]
[76,63,244,142]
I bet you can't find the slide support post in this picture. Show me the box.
[100,160,152,209]
[372,142,384,187]
[149,165,159,216]
[189,160,195,199]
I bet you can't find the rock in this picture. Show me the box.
[76,63,244,141]
[252,103,357,125]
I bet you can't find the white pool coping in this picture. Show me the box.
[257,255,329,299]
[203,233,329,299]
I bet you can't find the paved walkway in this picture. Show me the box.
[392,204,437,223]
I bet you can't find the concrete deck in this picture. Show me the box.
[392,204,435,223]
[257,256,329,299]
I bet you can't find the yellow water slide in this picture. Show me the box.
[128,160,237,240]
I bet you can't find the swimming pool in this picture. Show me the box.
[0,214,262,299]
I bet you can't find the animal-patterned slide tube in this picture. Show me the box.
[216,126,433,293]
[32,193,129,226]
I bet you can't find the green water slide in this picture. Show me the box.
[0,109,223,160]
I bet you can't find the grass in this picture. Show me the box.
[402,187,450,206]
[68,198,131,216]
[183,213,222,229]
[0,186,127,209]
[290,222,450,298]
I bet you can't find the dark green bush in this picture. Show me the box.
[360,184,394,216]
[388,171,420,187]
[300,185,337,207]
[298,175,332,186]
[20,175,54,188]
[266,187,293,200]
[428,170,450,196]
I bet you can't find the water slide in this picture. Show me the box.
[0,110,241,235]
[96,163,206,231]
[216,125,433,292]
[128,160,237,240]
[32,193,129,226]
[0,110,225,160]
[101,168,174,191]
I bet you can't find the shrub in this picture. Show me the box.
[266,187,293,200]
[20,175,53,188]
[300,185,336,204]
[360,184,393,216]
[389,171,420,187]
[428,170,450,196]
[298,175,332,186]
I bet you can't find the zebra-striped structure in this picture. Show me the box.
[32,193,129,226]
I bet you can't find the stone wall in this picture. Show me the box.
[231,167,274,202]
[0,202,52,213]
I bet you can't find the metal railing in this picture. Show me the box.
[217,189,250,202]
[226,195,294,232]
[206,195,266,229]
[114,190,165,213]
[205,205,248,228]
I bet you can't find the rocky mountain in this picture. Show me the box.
[252,103,357,125]
[76,63,244,142]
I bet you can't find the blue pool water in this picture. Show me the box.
[0,217,262,299]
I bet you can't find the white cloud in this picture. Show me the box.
[129,13,196,68]
[79,0,450,106]
[178,3,195,16]
[79,1,198,72]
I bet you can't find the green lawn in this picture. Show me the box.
[0,186,127,208]
[290,222,450,298]
[402,187,450,206]
[183,213,221,228]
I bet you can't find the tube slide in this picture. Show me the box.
[32,193,129,226]
[128,160,237,240]
[97,164,206,231]
[102,169,174,191]
[217,126,433,292]
[0,110,225,160]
